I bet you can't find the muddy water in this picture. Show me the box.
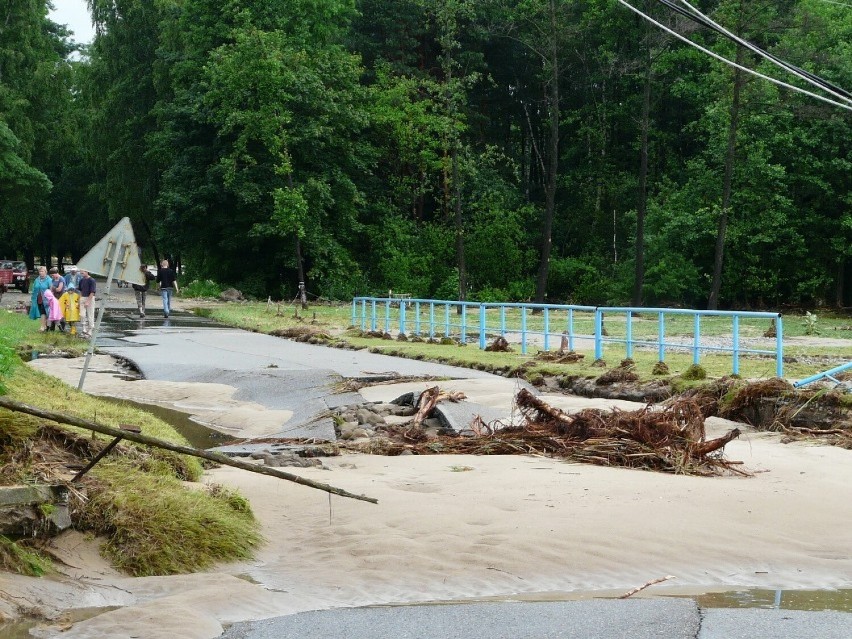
[99,396,232,449]
[691,588,852,612]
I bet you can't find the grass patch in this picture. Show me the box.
[0,311,261,576]
[77,464,261,576]
[0,535,52,576]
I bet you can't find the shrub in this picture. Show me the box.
[182,279,224,298]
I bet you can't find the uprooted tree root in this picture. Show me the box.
[676,377,851,447]
[357,389,746,476]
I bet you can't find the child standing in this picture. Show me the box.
[43,289,65,331]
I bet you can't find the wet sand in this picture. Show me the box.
[4,355,852,639]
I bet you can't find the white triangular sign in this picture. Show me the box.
[76,217,147,286]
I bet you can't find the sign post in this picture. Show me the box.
[75,218,146,391]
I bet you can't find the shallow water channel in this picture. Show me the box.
[99,396,232,449]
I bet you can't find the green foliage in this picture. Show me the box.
[0,535,51,576]
[3,0,851,309]
[182,279,224,299]
[0,329,16,395]
[803,311,818,336]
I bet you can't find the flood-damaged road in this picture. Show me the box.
[93,306,500,442]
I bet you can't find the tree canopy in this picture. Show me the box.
[2,0,850,308]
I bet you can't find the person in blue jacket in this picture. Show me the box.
[29,266,52,331]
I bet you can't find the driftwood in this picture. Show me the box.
[619,575,676,599]
[0,397,377,504]
[413,386,466,429]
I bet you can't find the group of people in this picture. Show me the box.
[28,259,179,335]
[28,265,96,335]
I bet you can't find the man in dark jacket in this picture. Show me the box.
[155,260,179,318]
[132,264,155,317]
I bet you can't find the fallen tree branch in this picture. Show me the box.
[787,427,845,435]
[692,428,741,456]
[619,575,676,599]
[0,397,377,504]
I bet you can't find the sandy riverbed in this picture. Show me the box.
[2,355,851,639]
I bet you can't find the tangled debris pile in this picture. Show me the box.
[679,377,852,448]
[336,386,745,476]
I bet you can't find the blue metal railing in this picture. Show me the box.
[351,297,785,377]
[793,362,852,390]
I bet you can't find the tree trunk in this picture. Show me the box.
[287,172,308,309]
[708,47,745,310]
[453,147,466,303]
[632,11,652,307]
[534,0,560,305]
[141,218,161,267]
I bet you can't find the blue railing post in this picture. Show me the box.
[693,315,701,366]
[568,309,575,351]
[479,304,487,349]
[351,299,356,327]
[657,311,665,362]
[429,302,435,338]
[361,299,367,330]
[415,301,421,336]
[500,306,506,336]
[594,309,603,360]
[370,299,377,331]
[776,315,784,378]
[444,303,450,337]
[543,308,550,351]
[461,304,467,344]
[521,306,528,355]
[732,315,740,375]
[399,300,407,336]
[625,310,633,359]
[384,300,391,332]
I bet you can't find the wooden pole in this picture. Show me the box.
[0,397,377,504]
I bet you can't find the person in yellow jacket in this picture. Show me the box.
[62,265,82,334]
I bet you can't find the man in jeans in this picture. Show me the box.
[155,259,179,318]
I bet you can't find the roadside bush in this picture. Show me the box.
[182,279,223,298]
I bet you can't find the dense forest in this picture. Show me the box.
[1,1,849,309]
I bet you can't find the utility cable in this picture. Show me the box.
[614,0,852,112]
[668,0,852,104]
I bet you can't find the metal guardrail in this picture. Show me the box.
[351,297,784,377]
[793,362,852,390]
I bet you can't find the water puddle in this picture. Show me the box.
[100,397,232,449]
[689,588,852,612]
[402,588,852,613]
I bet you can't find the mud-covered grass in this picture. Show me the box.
[77,464,260,576]
[0,312,261,577]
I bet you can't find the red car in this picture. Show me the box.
[0,261,13,294]
[0,260,30,294]
[12,261,29,293]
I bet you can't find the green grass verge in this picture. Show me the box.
[200,302,849,383]
[0,310,261,576]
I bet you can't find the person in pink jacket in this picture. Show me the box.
[43,289,65,332]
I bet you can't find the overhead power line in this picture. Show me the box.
[663,0,852,104]
[614,0,852,112]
